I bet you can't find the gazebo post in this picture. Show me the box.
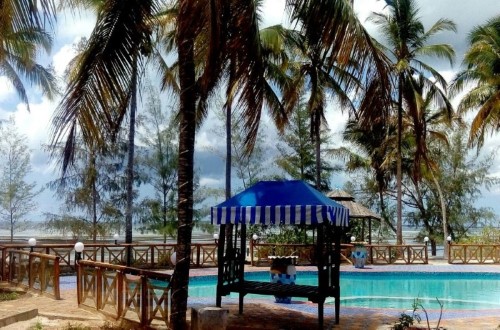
[334,227,342,325]
[368,218,373,245]
[216,224,226,307]
[238,224,247,314]
[316,224,325,329]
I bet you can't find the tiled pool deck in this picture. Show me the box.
[187,261,500,323]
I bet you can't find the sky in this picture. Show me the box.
[0,0,499,225]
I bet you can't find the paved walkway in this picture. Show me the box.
[0,260,499,329]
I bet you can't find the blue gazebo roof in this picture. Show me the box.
[211,180,349,227]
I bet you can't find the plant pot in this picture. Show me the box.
[269,256,297,304]
[351,246,367,268]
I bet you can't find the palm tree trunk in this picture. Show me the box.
[171,2,196,326]
[378,188,396,234]
[225,101,234,251]
[125,59,138,266]
[225,102,232,200]
[314,116,321,189]
[91,154,98,243]
[163,190,167,243]
[396,74,404,245]
[429,168,448,258]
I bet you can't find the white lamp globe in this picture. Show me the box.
[28,238,37,247]
[424,236,429,243]
[74,242,85,253]
[350,236,356,242]
[113,233,119,240]
[446,235,452,242]
[170,252,177,265]
[213,233,219,240]
[252,234,259,241]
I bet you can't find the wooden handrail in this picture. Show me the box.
[6,249,61,299]
[448,243,500,264]
[250,242,429,265]
[1,242,217,278]
[77,259,172,327]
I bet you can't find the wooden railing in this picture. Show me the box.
[77,259,172,328]
[367,245,428,264]
[7,249,61,299]
[448,244,500,264]
[250,242,428,265]
[1,242,218,279]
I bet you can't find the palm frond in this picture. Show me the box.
[50,0,159,173]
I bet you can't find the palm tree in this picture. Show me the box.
[451,15,500,149]
[369,0,456,245]
[0,0,58,109]
[284,0,392,191]
[406,75,456,254]
[53,0,155,266]
[329,117,398,233]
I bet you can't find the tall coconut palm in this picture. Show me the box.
[451,15,500,149]
[0,0,57,109]
[368,0,456,245]
[406,74,456,254]
[52,0,156,267]
[285,0,392,191]
[174,1,274,327]
[329,117,398,233]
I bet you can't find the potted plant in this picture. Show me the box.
[350,237,368,268]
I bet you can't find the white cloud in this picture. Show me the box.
[200,177,223,188]
[52,42,79,77]
[0,77,15,102]
[260,0,286,28]
[56,10,96,41]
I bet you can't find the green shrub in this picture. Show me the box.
[61,323,91,330]
[0,291,18,301]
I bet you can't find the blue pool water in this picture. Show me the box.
[188,271,500,310]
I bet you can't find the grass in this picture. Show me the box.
[29,320,44,330]
[0,291,18,301]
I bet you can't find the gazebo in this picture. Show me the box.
[326,189,381,244]
[211,180,349,327]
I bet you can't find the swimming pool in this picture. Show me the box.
[188,271,500,310]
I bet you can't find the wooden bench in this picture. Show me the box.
[221,280,335,302]
[218,279,338,329]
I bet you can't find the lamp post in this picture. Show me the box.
[28,238,36,252]
[424,236,429,246]
[113,233,119,245]
[250,234,259,266]
[447,235,452,245]
[74,242,84,264]
[213,233,219,245]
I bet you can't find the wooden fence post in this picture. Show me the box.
[117,271,124,319]
[140,276,148,326]
[76,262,82,305]
[29,253,34,289]
[96,267,103,310]
[54,257,61,300]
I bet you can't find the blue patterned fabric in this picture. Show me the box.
[271,273,297,304]
[211,180,349,226]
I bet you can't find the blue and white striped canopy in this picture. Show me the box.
[211,180,349,227]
